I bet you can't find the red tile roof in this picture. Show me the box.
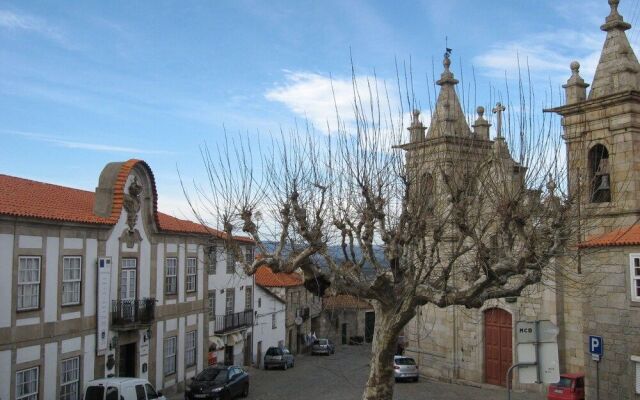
[0,163,252,242]
[579,225,640,248]
[255,266,303,287]
[323,294,372,310]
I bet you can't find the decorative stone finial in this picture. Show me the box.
[408,109,426,142]
[472,106,491,140]
[563,61,589,104]
[602,0,630,31]
[412,109,421,125]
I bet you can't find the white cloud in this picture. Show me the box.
[265,71,405,134]
[0,9,69,46]
[1,129,172,155]
[474,29,603,83]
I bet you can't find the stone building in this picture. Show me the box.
[283,277,322,354]
[0,159,254,399]
[405,0,640,397]
[319,294,374,345]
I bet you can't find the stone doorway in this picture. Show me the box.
[484,308,512,386]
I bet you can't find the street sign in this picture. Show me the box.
[516,322,536,343]
[589,335,603,360]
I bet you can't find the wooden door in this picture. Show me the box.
[484,308,512,386]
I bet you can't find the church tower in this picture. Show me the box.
[548,0,640,236]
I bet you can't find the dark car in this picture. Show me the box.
[264,346,295,370]
[311,338,335,355]
[185,365,249,400]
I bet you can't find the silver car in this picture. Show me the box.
[311,338,335,355]
[393,356,419,382]
[264,346,295,370]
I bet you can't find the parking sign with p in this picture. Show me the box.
[589,335,603,361]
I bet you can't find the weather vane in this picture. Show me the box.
[445,36,452,59]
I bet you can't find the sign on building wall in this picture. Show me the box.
[97,257,112,355]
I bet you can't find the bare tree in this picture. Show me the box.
[184,55,576,400]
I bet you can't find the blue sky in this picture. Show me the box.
[1,0,639,218]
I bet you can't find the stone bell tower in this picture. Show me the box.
[548,0,640,236]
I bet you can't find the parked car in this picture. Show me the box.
[185,365,249,400]
[311,338,335,355]
[393,355,419,382]
[264,346,295,370]
[84,378,165,400]
[547,373,585,400]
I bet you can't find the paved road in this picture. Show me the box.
[240,344,544,400]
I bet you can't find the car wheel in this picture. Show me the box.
[283,362,288,370]
[241,384,249,398]
[413,377,419,382]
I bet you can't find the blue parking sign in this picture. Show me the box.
[589,335,603,356]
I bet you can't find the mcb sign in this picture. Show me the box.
[589,335,603,359]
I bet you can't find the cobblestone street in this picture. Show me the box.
[173,344,545,400]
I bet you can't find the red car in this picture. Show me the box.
[547,373,585,400]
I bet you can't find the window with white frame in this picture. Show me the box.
[164,336,177,375]
[244,246,254,263]
[226,251,235,274]
[245,286,252,311]
[631,254,640,302]
[272,313,276,329]
[185,331,197,367]
[225,288,235,315]
[17,256,41,311]
[60,356,80,400]
[165,258,177,295]
[62,256,82,305]
[16,366,39,400]
[207,247,217,275]
[186,257,197,293]
[208,290,216,318]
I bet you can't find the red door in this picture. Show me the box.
[484,308,512,386]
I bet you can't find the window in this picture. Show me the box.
[589,144,611,203]
[245,286,252,311]
[164,336,177,375]
[208,290,216,318]
[144,384,159,400]
[225,288,235,315]
[186,257,197,293]
[16,366,39,400]
[226,251,235,274]
[60,357,80,400]
[165,258,177,295]
[631,254,640,302]
[207,247,217,275]
[62,257,82,305]
[17,256,41,311]
[120,258,137,301]
[135,385,146,400]
[272,313,277,329]
[244,247,254,263]
[258,298,262,308]
[105,387,118,400]
[185,331,197,367]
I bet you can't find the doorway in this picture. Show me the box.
[341,323,347,345]
[224,345,234,366]
[256,341,262,368]
[484,308,512,386]
[118,342,136,377]
[364,312,375,343]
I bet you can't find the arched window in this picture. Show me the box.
[588,144,611,203]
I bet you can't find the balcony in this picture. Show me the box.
[212,310,253,333]
[111,298,155,330]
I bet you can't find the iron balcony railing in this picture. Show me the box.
[111,298,156,327]
[213,310,253,333]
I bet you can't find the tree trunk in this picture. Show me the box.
[361,303,414,400]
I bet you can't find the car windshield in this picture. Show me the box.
[195,368,227,384]
[395,357,416,365]
[316,339,328,345]
[266,348,282,356]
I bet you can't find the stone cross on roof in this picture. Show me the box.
[492,102,506,138]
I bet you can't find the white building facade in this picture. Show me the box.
[0,159,254,399]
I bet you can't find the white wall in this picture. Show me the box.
[253,286,286,364]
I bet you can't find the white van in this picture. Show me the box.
[84,378,166,400]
